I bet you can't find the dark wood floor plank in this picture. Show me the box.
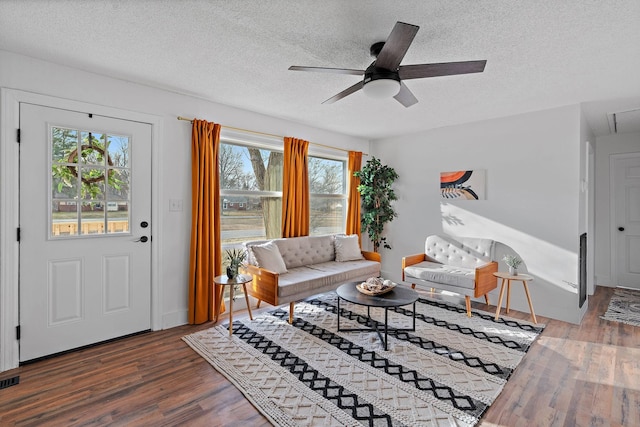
[0,286,637,426]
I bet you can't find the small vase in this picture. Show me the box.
[508,266,518,276]
[226,266,236,280]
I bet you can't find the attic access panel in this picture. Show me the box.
[608,108,640,134]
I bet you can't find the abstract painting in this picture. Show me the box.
[440,170,486,200]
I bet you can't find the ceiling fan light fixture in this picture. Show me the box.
[362,77,401,98]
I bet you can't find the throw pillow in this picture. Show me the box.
[335,234,364,262]
[250,241,288,274]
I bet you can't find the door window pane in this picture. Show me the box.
[80,202,105,235]
[107,135,129,168]
[78,131,107,165]
[50,126,131,238]
[108,202,129,233]
[51,201,78,236]
[106,168,130,200]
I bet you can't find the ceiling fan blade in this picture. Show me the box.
[322,81,364,104]
[289,66,364,76]
[398,60,487,80]
[393,82,418,108]
[375,21,419,71]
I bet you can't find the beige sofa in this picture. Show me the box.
[243,234,381,322]
[402,234,498,316]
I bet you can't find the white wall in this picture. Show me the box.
[594,131,640,285]
[0,49,370,358]
[371,105,584,323]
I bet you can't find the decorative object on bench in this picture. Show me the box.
[243,234,381,323]
[354,156,398,251]
[224,248,247,280]
[502,254,523,276]
[356,277,397,295]
[402,234,498,317]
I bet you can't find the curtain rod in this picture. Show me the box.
[177,116,368,156]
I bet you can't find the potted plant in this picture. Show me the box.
[225,248,247,280]
[354,156,399,252]
[503,254,523,276]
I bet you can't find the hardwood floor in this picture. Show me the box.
[0,286,638,426]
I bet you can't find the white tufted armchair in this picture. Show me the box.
[402,234,498,316]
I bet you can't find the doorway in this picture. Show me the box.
[611,153,640,290]
[19,103,152,361]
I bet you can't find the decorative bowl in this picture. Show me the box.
[356,277,397,295]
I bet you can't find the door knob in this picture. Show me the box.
[135,236,149,243]
[618,227,625,231]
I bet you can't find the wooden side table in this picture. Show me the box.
[493,272,537,324]
[213,274,253,336]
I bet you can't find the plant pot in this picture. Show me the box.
[508,266,518,276]
[226,266,237,280]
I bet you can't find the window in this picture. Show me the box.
[219,135,348,250]
[309,156,347,236]
[219,140,283,250]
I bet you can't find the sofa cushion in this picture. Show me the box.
[404,261,477,290]
[274,235,335,269]
[334,234,364,262]
[250,241,288,274]
[425,235,494,269]
[277,260,380,299]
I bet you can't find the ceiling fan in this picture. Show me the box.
[289,21,487,108]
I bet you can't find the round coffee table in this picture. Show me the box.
[336,282,419,350]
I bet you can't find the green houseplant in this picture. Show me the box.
[225,248,247,280]
[354,156,399,252]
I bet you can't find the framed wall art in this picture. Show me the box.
[440,170,486,200]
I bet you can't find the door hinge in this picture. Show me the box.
[16,228,20,242]
[16,325,20,340]
[17,128,20,143]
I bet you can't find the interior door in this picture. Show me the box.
[613,154,640,290]
[19,103,152,362]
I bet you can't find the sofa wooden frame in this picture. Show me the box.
[245,250,381,323]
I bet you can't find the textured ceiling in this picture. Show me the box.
[1,0,639,139]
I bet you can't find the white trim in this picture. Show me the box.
[0,88,20,372]
[0,88,163,371]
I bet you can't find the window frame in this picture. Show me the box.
[218,129,349,249]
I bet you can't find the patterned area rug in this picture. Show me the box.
[601,287,640,327]
[183,292,544,426]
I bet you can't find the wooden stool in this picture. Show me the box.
[493,272,537,324]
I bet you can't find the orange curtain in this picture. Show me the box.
[189,119,223,324]
[346,151,362,243]
[282,137,310,237]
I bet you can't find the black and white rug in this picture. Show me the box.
[183,292,544,426]
[601,287,640,327]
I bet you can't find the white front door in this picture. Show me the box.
[613,153,640,290]
[19,103,152,362]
